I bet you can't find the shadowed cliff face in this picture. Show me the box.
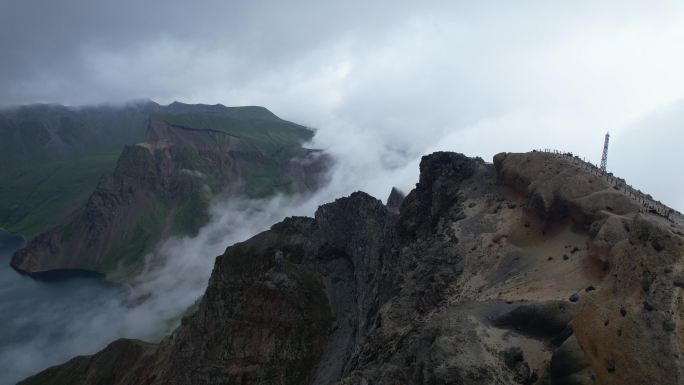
[21,151,684,385]
[11,114,329,281]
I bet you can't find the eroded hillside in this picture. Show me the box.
[10,105,329,281]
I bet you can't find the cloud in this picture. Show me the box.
[610,102,684,212]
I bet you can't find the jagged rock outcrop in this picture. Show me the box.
[21,151,684,385]
[11,111,329,281]
[385,187,405,214]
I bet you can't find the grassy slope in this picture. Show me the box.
[3,104,318,278]
[0,103,153,237]
[0,152,121,238]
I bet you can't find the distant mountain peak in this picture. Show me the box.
[163,101,281,121]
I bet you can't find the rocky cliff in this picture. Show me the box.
[0,100,325,237]
[21,151,684,385]
[11,110,329,281]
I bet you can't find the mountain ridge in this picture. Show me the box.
[0,101,309,237]
[6,102,329,281]
[19,150,684,385]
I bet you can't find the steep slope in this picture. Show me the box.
[10,105,329,281]
[0,101,158,237]
[0,101,320,238]
[0,100,158,173]
[20,151,684,385]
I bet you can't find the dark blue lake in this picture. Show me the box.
[0,229,125,384]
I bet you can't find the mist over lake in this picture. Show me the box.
[0,193,330,385]
[0,230,125,384]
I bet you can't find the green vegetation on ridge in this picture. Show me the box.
[0,152,121,237]
[5,101,325,282]
[0,102,314,238]
[0,102,155,236]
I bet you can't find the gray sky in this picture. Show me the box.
[1,0,683,210]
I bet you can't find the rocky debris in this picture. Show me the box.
[503,347,525,368]
[502,347,538,384]
[493,301,575,340]
[569,293,580,302]
[641,278,651,292]
[674,276,684,288]
[663,319,677,332]
[643,300,656,311]
[21,151,684,385]
[550,335,596,385]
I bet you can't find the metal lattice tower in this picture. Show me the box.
[600,132,610,172]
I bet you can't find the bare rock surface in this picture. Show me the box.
[20,151,684,385]
[385,187,405,214]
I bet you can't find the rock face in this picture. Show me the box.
[21,151,684,385]
[385,186,405,213]
[0,100,329,239]
[11,109,329,281]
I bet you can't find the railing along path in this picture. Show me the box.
[534,149,683,226]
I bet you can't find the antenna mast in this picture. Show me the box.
[600,132,610,172]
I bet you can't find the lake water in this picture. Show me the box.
[0,229,125,385]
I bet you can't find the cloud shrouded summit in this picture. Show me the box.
[1,0,683,210]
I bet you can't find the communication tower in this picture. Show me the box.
[600,132,610,172]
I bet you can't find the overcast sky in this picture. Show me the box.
[1,0,683,210]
